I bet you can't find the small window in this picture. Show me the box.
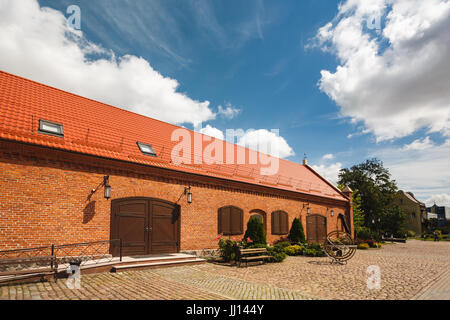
[38,120,64,137]
[137,142,157,157]
[271,211,289,235]
[218,206,243,236]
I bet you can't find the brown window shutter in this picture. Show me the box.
[281,212,288,234]
[219,206,243,235]
[272,211,289,235]
[230,206,244,235]
[219,207,231,235]
[272,211,280,235]
[239,208,243,234]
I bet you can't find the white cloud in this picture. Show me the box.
[0,0,216,126]
[199,125,225,140]
[402,136,435,151]
[311,163,343,185]
[237,129,295,159]
[218,104,241,119]
[312,0,450,142]
[424,194,450,207]
[322,153,335,161]
[371,141,450,205]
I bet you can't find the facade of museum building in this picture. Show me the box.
[0,71,353,255]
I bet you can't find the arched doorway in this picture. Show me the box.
[111,198,180,256]
[306,214,327,244]
[249,209,267,232]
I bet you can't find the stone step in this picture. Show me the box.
[111,258,205,273]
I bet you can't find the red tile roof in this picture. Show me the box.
[0,70,348,202]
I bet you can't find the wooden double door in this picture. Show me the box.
[111,198,180,256]
[306,215,327,244]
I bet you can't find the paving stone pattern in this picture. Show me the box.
[1,240,448,300]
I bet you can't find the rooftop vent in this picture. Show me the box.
[137,142,157,157]
[38,120,64,137]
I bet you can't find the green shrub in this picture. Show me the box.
[356,227,373,240]
[273,241,291,253]
[440,226,450,235]
[406,230,416,238]
[270,252,287,263]
[284,245,303,256]
[303,248,325,257]
[288,218,306,243]
[218,238,238,262]
[274,241,291,248]
[243,216,267,246]
[265,247,287,263]
[301,243,325,257]
[357,243,370,250]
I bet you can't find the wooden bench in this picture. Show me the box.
[381,237,406,243]
[236,248,270,267]
[0,256,58,281]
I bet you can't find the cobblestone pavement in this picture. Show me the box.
[1,240,448,300]
[0,271,228,300]
[412,270,450,300]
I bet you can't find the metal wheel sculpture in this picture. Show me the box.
[323,230,357,265]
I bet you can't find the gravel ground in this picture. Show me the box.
[1,240,449,300]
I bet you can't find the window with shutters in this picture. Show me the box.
[271,211,289,235]
[218,206,244,235]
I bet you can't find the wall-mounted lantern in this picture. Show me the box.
[303,203,310,214]
[330,210,334,217]
[89,175,112,200]
[184,186,192,204]
[104,176,112,200]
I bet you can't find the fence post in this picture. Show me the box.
[119,239,122,262]
[51,244,55,269]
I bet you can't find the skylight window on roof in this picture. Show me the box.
[137,142,157,157]
[38,120,64,137]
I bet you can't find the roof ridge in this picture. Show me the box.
[0,70,348,202]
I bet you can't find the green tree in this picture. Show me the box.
[288,218,306,243]
[243,216,266,245]
[338,184,365,238]
[380,205,406,237]
[338,159,398,230]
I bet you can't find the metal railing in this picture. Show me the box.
[0,239,122,272]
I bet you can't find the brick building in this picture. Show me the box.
[0,71,353,256]
[391,191,426,235]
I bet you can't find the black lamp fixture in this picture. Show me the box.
[89,175,112,200]
[303,203,311,215]
[103,176,112,200]
[184,186,192,204]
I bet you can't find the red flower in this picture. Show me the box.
[217,234,222,240]
[247,237,253,243]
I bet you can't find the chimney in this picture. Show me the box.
[302,153,308,165]
[342,186,353,202]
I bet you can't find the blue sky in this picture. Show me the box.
[39,0,352,163]
[1,0,449,205]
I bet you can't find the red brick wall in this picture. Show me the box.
[0,141,351,251]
